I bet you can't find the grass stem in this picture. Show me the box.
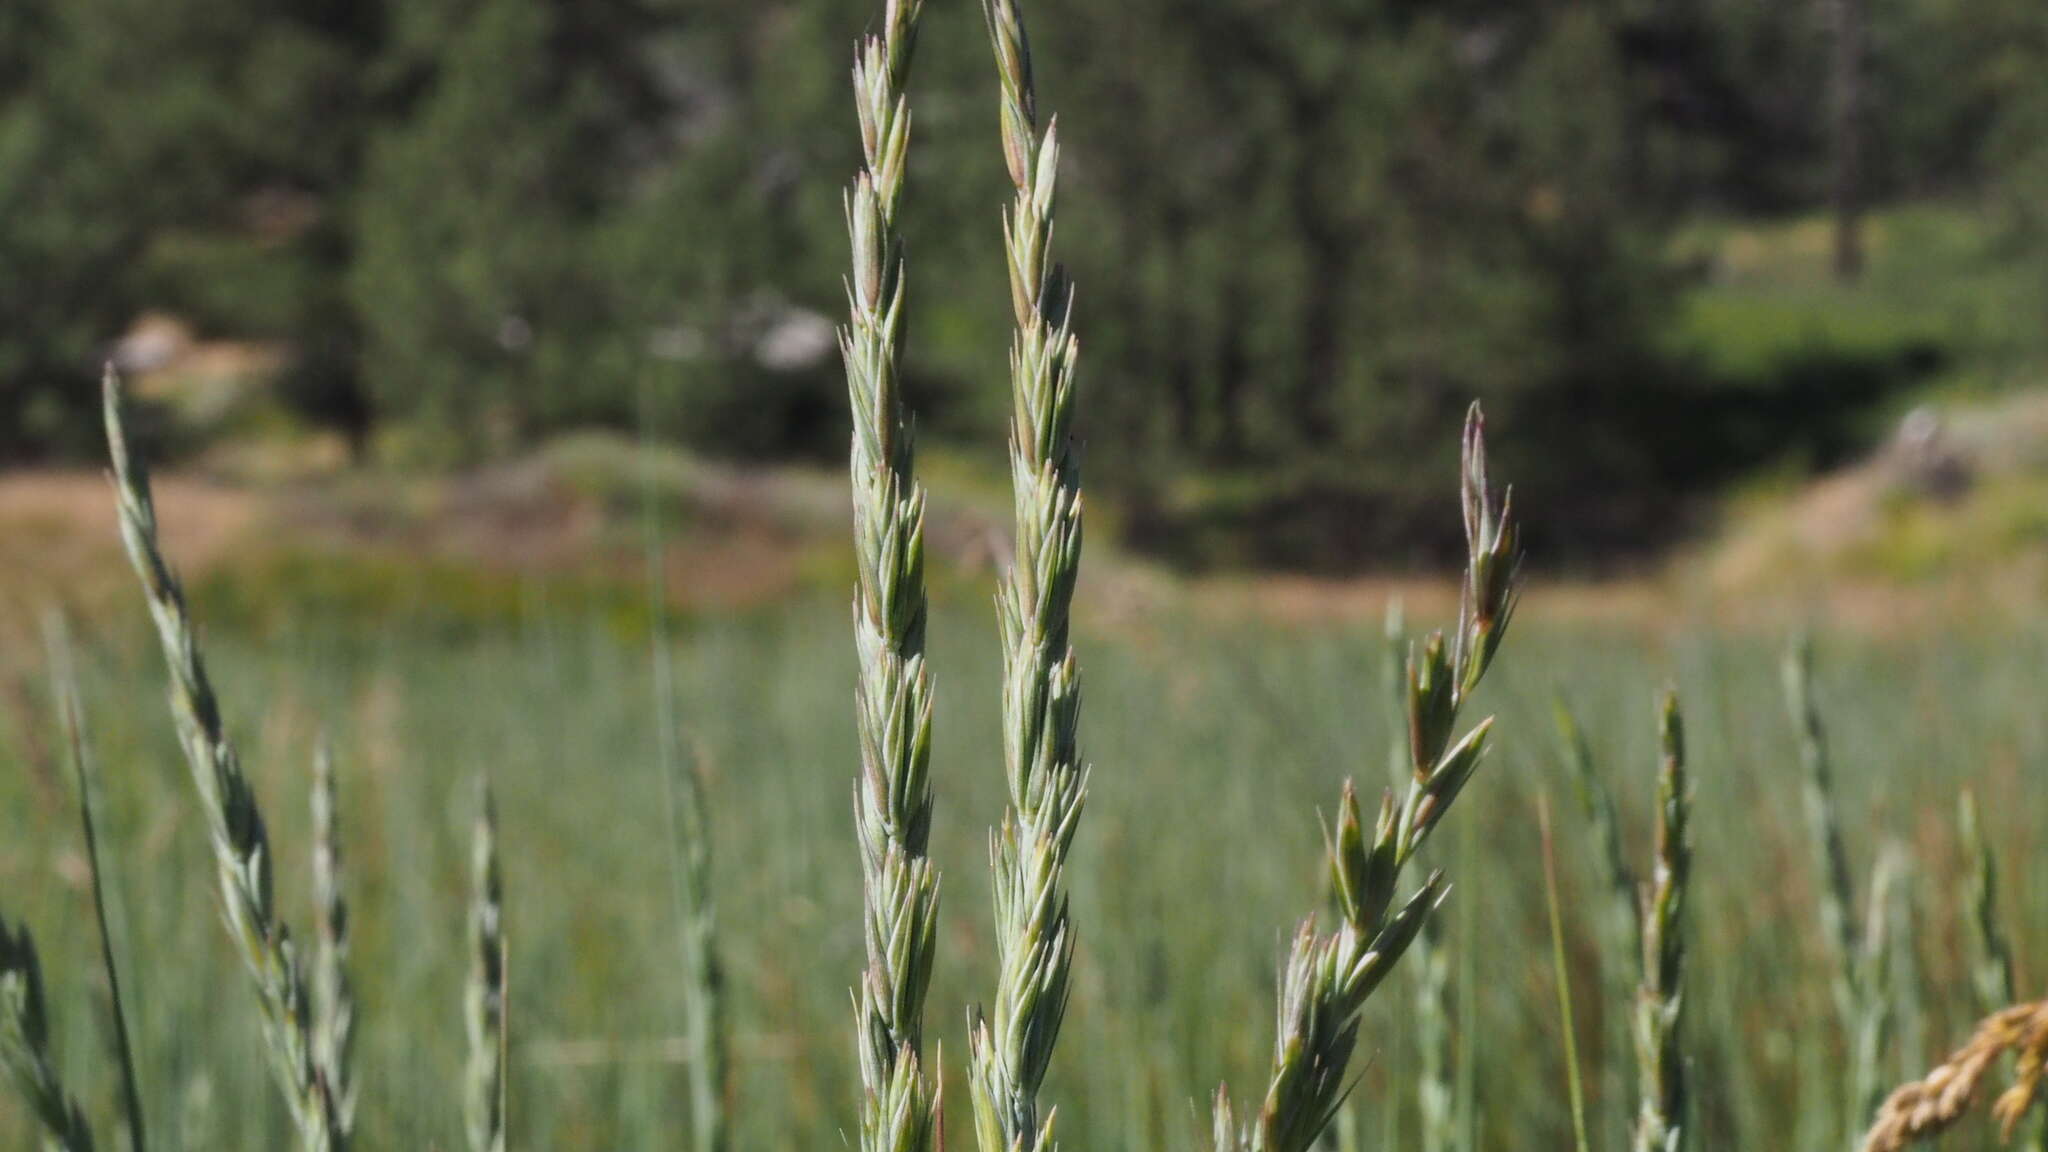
[47,614,147,1152]
[639,378,727,1152]
[1538,792,1592,1152]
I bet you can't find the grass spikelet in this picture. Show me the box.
[667,745,725,1152]
[1784,637,1859,1022]
[1851,846,1907,1144]
[0,916,96,1152]
[966,0,1088,1148]
[1633,691,1690,1152]
[839,1,943,1149]
[103,366,344,1151]
[1555,696,1635,1149]
[1785,637,1901,1146]
[1410,912,1453,1152]
[1384,598,1408,787]
[466,777,507,1152]
[1213,405,1520,1152]
[1959,791,2015,1013]
[1863,1000,2048,1151]
[1555,699,1639,964]
[310,742,355,1139]
[1396,603,1456,1152]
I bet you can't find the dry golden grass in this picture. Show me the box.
[1864,1000,2048,1151]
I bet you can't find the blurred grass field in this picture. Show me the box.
[4,577,2047,1148]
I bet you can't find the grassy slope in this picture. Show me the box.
[1678,206,2048,600]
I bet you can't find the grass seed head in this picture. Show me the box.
[465,777,506,1152]
[311,743,356,1137]
[841,1,943,1144]
[1634,690,1691,1152]
[0,916,96,1152]
[967,1,1091,1149]
[1864,1000,2048,1151]
[1219,410,1519,1152]
[103,366,344,1152]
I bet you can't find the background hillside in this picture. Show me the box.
[5,0,2047,574]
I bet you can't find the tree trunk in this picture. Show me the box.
[1829,0,1866,282]
[1159,199,1200,447]
[1298,235,1353,450]
[1215,244,1252,461]
[1293,134,1352,451]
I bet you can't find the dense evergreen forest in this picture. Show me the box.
[2,0,2044,563]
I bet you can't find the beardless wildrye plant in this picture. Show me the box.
[1785,640,1909,1149]
[0,913,96,1152]
[1395,606,1458,1152]
[1634,692,1689,1152]
[1538,792,1594,1152]
[467,777,507,1152]
[660,696,725,1152]
[0,620,156,1152]
[1555,703,1638,952]
[967,0,1089,1148]
[1555,696,1638,1151]
[837,1,943,1148]
[1210,406,1521,1152]
[50,613,149,1152]
[1958,791,2014,1020]
[104,367,347,1151]
[638,375,728,1152]
[310,742,356,1140]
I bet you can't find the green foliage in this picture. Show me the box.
[0,0,385,457]
[352,0,626,458]
[1982,1,2048,349]
[5,0,2043,568]
[0,0,151,460]
[1097,3,1680,562]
